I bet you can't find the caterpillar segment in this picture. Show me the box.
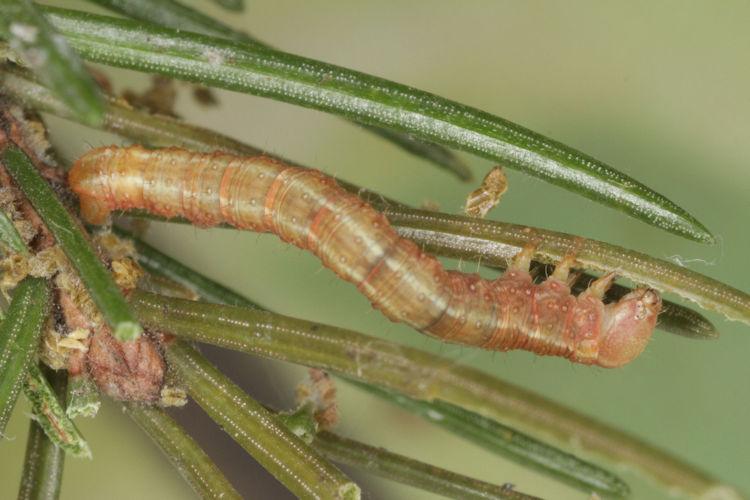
[70,146,661,368]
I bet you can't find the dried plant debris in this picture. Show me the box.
[0,252,28,295]
[296,369,339,432]
[0,108,57,252]
[122,76,178,117]
[93,231,137,260]
[39,323,90,370]
[159,385,187,407]
[93,232,144,290]
[8,104,54,165]
[464,165,508,218]
[192,84,219,107]
[50,247,104,328]
[136,272,200,301]
[111,258,142,290]
[420,199,440,212]
[0,187,36,244]
[1,244,70,297]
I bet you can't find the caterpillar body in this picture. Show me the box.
[70,146,661,368]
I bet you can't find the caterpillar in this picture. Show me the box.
[69,146,661,368]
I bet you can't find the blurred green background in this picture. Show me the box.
[2,1,749,498]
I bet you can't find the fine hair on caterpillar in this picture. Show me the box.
[70,146,662,368]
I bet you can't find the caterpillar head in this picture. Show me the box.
[597,288,661,368]
[69,147,117,224]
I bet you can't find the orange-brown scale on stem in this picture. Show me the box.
[70,146,661,368]
[59,287,165,402]
[86,324,164,402]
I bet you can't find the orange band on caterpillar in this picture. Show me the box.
[69,146,661,368]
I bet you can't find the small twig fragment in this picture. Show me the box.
[464,165,508,218]
[296,369,339,432]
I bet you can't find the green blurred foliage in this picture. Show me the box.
[2,1,749,499]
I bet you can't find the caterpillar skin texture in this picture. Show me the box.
[70,146,661,368]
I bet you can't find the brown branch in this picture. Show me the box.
[0,101,165,403]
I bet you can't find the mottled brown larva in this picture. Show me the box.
[69,146,661,368]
